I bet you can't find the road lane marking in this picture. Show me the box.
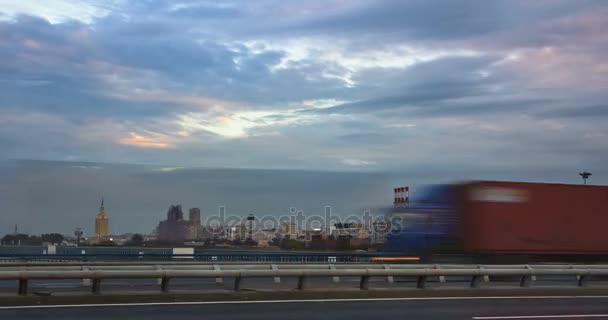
[1,295,608,310]
[473,315,608,319]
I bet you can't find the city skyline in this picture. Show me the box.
[2,159,599,236]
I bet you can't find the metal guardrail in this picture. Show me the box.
[1,264,606,296]
[2,262,608,270]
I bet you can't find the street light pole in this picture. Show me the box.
[579,172,592,185]
[74,228,83,246]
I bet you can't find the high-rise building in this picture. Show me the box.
[188,208,201,239]
[95,198,109,241]
[167,205,184,221]
[158,205,204,243]
[189,208,201,225]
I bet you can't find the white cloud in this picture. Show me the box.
[239,38,484,86]
[0,0,113,23]
[177,108,324,138]
[157,167,183,172]
[341,158,377,167]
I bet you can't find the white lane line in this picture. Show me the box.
[473,315,608,319]
[1,295,608,310]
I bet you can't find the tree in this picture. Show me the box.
[41,233,64,244]
[286,239,305,250]
[1,234,42,246]
[128,234,144,246]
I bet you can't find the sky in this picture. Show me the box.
[0,1,607,234]
[0,160,402,235]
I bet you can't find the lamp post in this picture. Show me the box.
[579,172,592,185]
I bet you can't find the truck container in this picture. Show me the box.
[457,181,608,256]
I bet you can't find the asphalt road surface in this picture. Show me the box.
[2,296,608,320]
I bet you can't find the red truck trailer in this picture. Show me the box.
[456,181,608,262]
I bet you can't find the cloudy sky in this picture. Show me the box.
[1,0,606,174]
[0,1,607,233]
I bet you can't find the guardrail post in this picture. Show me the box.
[91,279,101,294]
[161,277,170,293]
[478,266,489,283]
[82,266,91,286]
[383,264,394,283]
[297,276,306,290]
[156,265,163,285]
[470,275,482,288]
[18,279,28,296]
[434,264,446,283]
[526,265,537,282]
[234,276,242,291]
[360,275,370,290]
[578,275,589,287]
[213,264,223,285]
[416,276,427,289]
[520,265,534,287]
[271,264,281,284]
[330,264,340,283]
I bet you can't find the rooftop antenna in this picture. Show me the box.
[579,172,592,185]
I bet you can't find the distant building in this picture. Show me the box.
[157,205,188,243]
[198,225,224,240]
[187,208,201,239]
[95,198,109,242]
[370,218,390,245]
[331,223,369,239]
[227,224,248,241]
[157,206,206,243]
[189,208,201,225]
[278,222,299,239]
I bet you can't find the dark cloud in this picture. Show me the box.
[265,0,590,44]
[409,98,555,117]
[304,55,502,114]
[282,0,508,40]
[0,12,353,130]
[536,105,608,119]
[337,132,397,145]
[169,3,242,19]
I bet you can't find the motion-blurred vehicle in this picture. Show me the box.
[384,181,608,263]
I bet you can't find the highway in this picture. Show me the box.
[1,296,608,319]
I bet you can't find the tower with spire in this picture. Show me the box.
[95,197,109,242]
